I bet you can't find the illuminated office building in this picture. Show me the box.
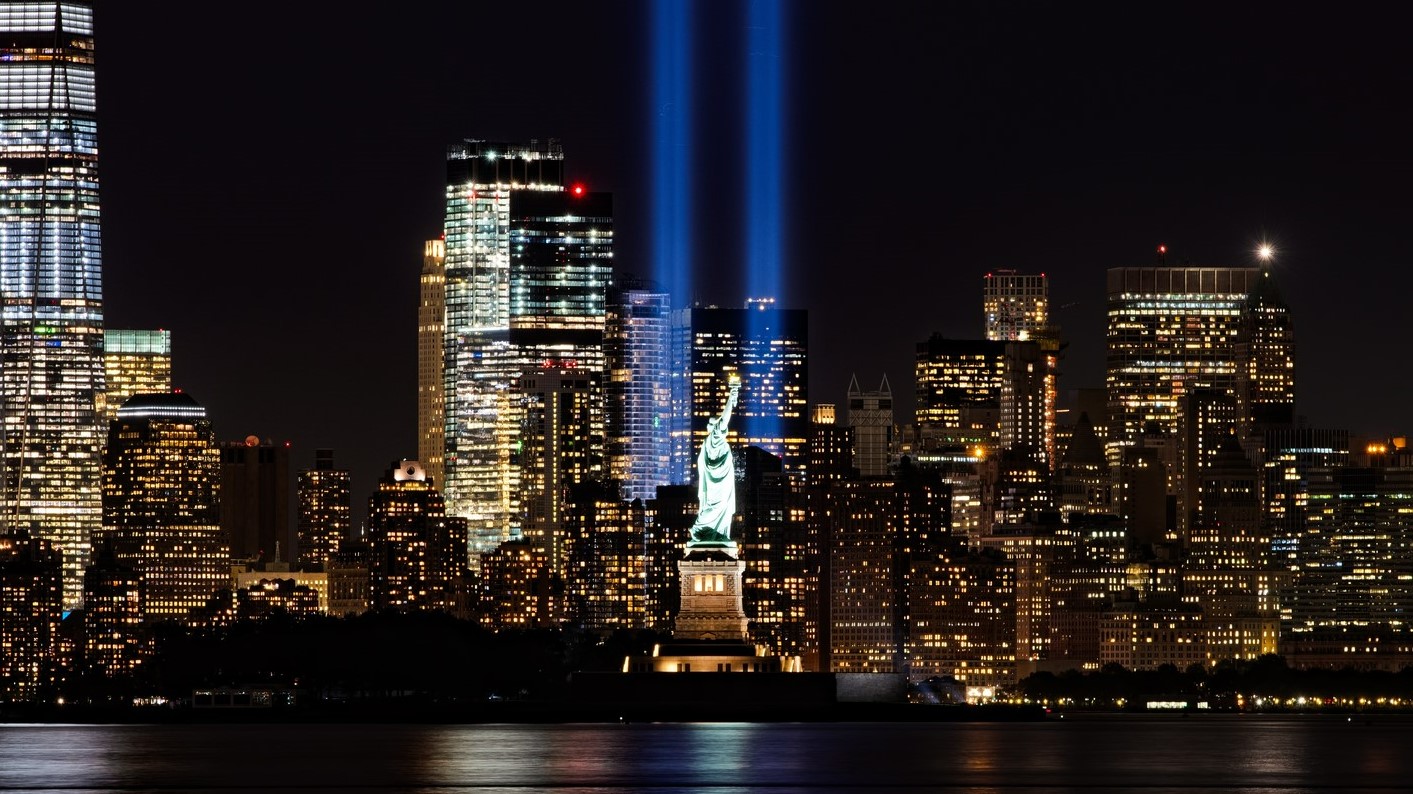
[0,530,62,702]
[102,329,171,424]
[605,281,671,502]
[0,1,105,610]
[847,375,893,478]
[1286,465,1413,633]
[668,302,808,483]
[296,448,351,570]
[517,368,604,576]
[220,436,292,565]
[984,270,1048,342]
[366,460,468,613]
[1105,266,1260,461]
[1263,427,1350,571]
[442,139,564,555]
[101,393,226,623]
[417,239,446,490]
[978,520,1079,665]
[914,335,1005,448]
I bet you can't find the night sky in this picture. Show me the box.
[94,2,1413,523]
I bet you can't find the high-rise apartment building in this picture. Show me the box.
[82,540,143,679]
[0,531,62,702]
[417,239,446,491]
[847,374,893,477]
[102,329,171,424]
[442,139,564,555]
[1105,267,1260,459]
[0,1,105,610]
[563,480,646,629]
[367,460,468,613]
[517,368,604,576]
[296,448,351,570]
[605,281,671,502]
[101,393,226,623]
[668,302,808,483]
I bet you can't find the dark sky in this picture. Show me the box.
[95,2,1413,524]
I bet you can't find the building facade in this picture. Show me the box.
[296,448,351,570]
[605,282,671,502]
[100,392,226,623]
[102,329,171,424]
[0,1,105,609]
[417,238,446,490]
[367,460,468,613]
[442,139,565,555]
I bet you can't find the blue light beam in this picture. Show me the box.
[652,0,693,308]
[745,0,785,450]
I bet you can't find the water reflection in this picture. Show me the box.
[2,716,1412,792]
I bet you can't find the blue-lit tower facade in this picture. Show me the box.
[442,140,563,556]
[0,1,104,609]
[607,280,671,502]
[669,302,808,484]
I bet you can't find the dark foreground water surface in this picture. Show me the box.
[2,714,1411,792]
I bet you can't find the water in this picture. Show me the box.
[1,715,1409,792]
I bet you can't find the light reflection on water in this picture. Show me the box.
[0,715,1409,792]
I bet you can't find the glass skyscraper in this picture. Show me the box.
[606,281,671,502]
[0,1,104,609]
[442,140,564,555]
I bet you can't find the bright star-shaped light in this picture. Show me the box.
[1257,244,1275,261]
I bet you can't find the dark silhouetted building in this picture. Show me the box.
[220,436,292,565]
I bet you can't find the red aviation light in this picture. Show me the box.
[571,183,587,197]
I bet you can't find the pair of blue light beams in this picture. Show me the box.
[652,0,784,309]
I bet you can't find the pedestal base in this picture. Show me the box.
[675,548,748,641]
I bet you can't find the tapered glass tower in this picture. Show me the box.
[0,1,104,609]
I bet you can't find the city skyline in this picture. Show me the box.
[91,2,1413,506]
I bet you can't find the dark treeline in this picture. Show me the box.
[1019,655,1413,709]
[68,611,668,709]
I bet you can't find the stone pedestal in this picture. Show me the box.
[674,544,748,641]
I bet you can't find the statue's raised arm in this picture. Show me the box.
[689,375,741,545]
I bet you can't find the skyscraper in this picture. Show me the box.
[442,139,565,554]
[605,281,671,502]
[417,239,446,491]
[847,375,893,478]
[983,270,1048,342]
[914,335,1006,448]
[102,329,171,424]
[1105,266,1260,459]
[0,1,104,609]
[517,367,604,576]
[101,392,226,623]
[296,448,351,570]
[0,530,62,702]
[668,302,808,483]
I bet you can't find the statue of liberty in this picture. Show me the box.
[690,374,740,545]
